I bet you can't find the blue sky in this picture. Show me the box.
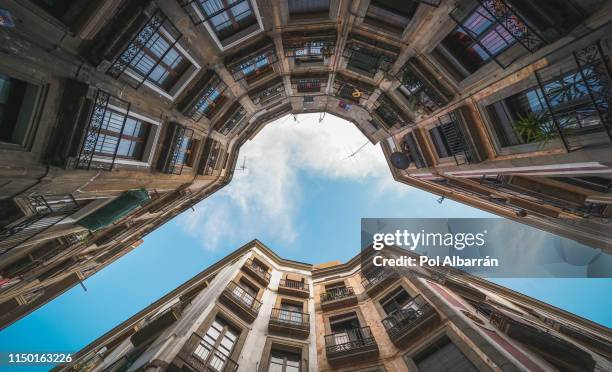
[1,114,611,370]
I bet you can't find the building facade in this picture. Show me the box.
[56,240,612,371]
[1,0,612,330]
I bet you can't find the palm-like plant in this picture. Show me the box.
[513,112,557,147]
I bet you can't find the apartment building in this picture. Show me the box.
[1,0,612,330]
[56,240,612,371]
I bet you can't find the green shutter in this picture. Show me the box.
[78,190,150,231]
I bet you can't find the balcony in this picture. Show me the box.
[283,29,337,63]
[180,72,228,122]
[241,259,271,286]
[402,132,429,169]
[215,103,247,136]
[333,74,375,103]
[361,269,399,296]
[268,308,310,338]
[372,94,411,130]
[248,78,286,107]
[381,296,438,346]
[278,279,310,298]
[343,33,399,77]
[219,281,262,323]
[198,138,223,176]
[131,303,182,347]
[0,195,80,255]
[320,287,357,311]
[225,38,278,83]
[324,326,379,365]
[158,123,194,175]
[177,332,239,372]
[398,58,452,115]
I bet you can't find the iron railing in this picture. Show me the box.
[448,0,545,69]
[398,58,450,114]
[279,279,309,291]
[107,9,182,89]
[217,104,247,135]
[198,138,223,176]
[436,111,475,165]
[77,90,131,171]
[226,45,278,82]
[382,296,434,340]
[533,41,612,152]
[296,79,322,93]
[324,326,377,355]
[270,308,310,329]
[334,75,375,103]
[343,34,399,77]
[244,259,271,281]
[361,269,398,291]
[249,82,286,106]
[178,332,239,372]
[224,281,262,312]
[184,73,228,122]
[283,29,337,58]
[161,124,194,175]
[0,195,79,255]
[373,94,410,129]
[320,286,355,303]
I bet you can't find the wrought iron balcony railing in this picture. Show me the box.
[324,326,377,356]
[334,74,375,103]
[217,103,247,136]
[198,138,223,176]
[320,286,355,303]
[76,90,131,171]
[224,281,262,312]
[382,296,435,342]
[182,73,228,122]
[361,269,398,291]
[249,81,286,106]
[226,44,278,82]
[270,308,310,329]
[343,34,399,77]
[178,332,239,372]
[279,279,309,292]
[435,111,476,165]
[0,195,79,255]
[283,29,337,58]
[107,9,183,89]
[244,258,271,282]
[398,58,451,115]
[373,95,410,129]
[160,123,194,175]
[533,41,612,152]
[448,0,545,69]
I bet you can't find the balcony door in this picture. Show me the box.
[268,348,301,372]
[195,318,239,372]
[234,279,258,307]
[279,301,303,324]
[329,313,362,350]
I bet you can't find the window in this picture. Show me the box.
[380,287,413,315]
[552,176,612,193]
[329,312,362,345]
[95,110,152,161]
[234,278,258,306]
[428,113,472,164]
[241,55,269,77]
[487,67,607,147]
[0,74,38,147]
[197,0,257,41]
[279,300,304,324]
[268,348,301,372]
[347,49,380,75]
[413,337,477,372]
[195,317,239,371]
[297,79,321,93]
[108,11,192,95]
[437,2,533,78]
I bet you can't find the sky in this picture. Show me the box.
[1,113,611,370]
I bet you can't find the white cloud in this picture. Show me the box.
[177,113,410,251]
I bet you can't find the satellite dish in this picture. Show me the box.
[390,152,411,169]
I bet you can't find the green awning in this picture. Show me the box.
[78,190,150,231]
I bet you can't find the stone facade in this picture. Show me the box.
[55,240,612,371]
[1,0,612,330]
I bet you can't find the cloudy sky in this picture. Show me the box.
[1,114,610,371]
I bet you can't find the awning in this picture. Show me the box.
[78,190,150,231]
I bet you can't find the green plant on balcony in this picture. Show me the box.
[513,112,557,148]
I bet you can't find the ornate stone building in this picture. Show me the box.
[56,240,612,371]
[1,0,611,330]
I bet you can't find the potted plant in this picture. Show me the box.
[513,112,557,148]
